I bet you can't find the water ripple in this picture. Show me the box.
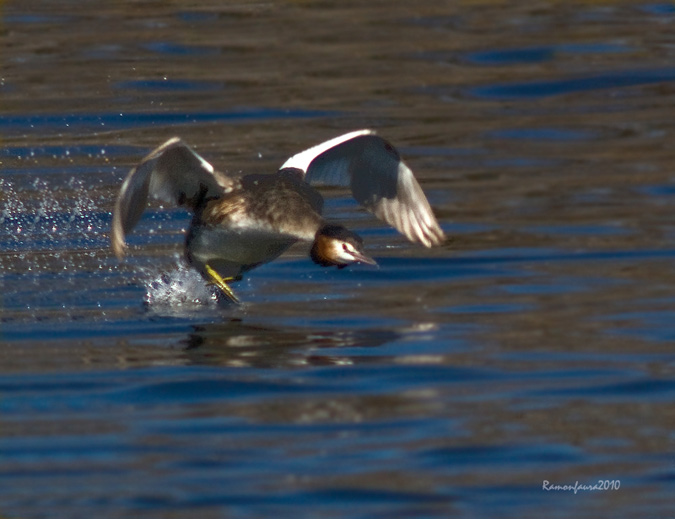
[468,68,675,100]
[0,108,338,134]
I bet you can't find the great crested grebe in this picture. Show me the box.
[111,129,445,303]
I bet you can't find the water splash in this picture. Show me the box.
[0,177,110,253]
[141,258,222,311]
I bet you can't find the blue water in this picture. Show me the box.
[1,1,674,518]
[0,109,336,134]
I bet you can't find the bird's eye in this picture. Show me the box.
[342,244,350,251]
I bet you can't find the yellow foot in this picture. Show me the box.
[204,264,240,304]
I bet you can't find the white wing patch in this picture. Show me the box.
[280,129,445,247]
[281,129,374,172]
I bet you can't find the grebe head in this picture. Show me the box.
[311,224,377,268]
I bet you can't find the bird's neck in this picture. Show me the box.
[310,233,339,267]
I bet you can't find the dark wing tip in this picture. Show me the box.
[110,209,127,260]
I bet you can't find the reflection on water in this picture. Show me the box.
[1,0,674,518]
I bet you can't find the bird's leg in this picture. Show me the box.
[203,263,240,304]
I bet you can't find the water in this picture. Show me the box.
[1,1,673,518]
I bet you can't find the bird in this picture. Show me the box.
[111,129,445,303]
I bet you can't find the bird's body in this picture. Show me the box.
[112,130,445,302]
[186,172,324,280]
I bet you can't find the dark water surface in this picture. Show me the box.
[1,1,673,518]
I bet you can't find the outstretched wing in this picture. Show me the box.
[281,130,445,247]
[111,137,233,259]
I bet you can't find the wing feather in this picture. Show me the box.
[283,131,445,247]
[111,137,233,259]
